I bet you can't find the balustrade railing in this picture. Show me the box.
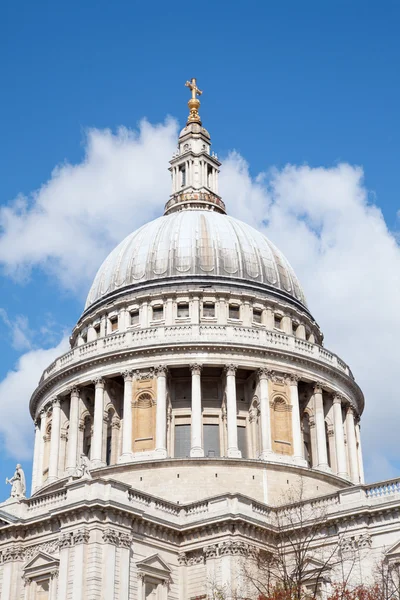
[39,324,352,383]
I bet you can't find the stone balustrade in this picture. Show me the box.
[17,476,400,527]
[39,324,353,384]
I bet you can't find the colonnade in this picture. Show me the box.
[31,365,363,494]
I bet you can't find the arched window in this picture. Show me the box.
[133,392,156,452]
[271,397,293,455]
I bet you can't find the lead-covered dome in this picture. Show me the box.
[85,210,306,309]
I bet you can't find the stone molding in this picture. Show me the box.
[24,539,59,560]
[340,533,371,554]
[135,368,154,380]
[2,545,24,562]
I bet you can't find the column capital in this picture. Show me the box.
[333,392,344,405]
[121,369,133,382]
[51,396,61,408]
[225,364,238,377]
[285,373,300,386]
[39,409,47,420]
[190,363,202,376]
[346,404,356,417]
[68,385,80,397]
[258,367,272,381]
[92,377,105,388]
[155,365,168,377]
[313,382,323,394]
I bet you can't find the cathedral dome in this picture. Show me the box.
[85,209,307,309]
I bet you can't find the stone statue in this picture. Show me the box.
[6,464,26,498]
[75,454,92,479]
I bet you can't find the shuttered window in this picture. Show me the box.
[174,424,191,458]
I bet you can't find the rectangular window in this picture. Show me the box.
[229,304,240,320]
[253,308,262,323]
[274,314,282,329]
[180,166,186,187]
[237,426,248,458]
[94,323,101,337]
[174,424,191,458]
[110,317,118,332]
[177,303,189,318]
[204,424,220,457]
[130,310,139,325]
[152,305,164,321]
[203,302,215,318]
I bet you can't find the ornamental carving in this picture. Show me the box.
[59,532,73,549]
[24,539,59,560]
[92,377,105,387]
[285,373,300,386]
[155,365,168,377]
[72,529,90,545]
[135,369,154,380]
[225,364,237,376]
[3,545,24,562]
[257,367,272,380]
[190,363,203,376]
[122,370,133,381]
[340,533,372,554]
[178,550,204,565]
[218,541,257,557]
[203,544,218,559]
[102,528,132,548]
[68,385,80,396]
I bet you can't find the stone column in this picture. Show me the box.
[225,365,241,458]
[355,421,365,484]
[31,419,41,494]
[66,387,80,475]
[332,394,348,478]
[119,533,132,599]
[155,366,168,457]
[313,383,330,471]
[37,409,47,487]
[120,370,133,461]
[71,530,89,600]
[258,368,272,459]
[190,364,204,457]
[48,397,61,482]
[287,374,305,464]
[91,378,105,467]
[346,406,359,483]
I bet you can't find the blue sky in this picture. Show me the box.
[0,1,399,500]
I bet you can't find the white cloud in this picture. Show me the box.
[0,337,69,458]
[222,158,400,482]
[0,118,399,481]
[0,119,178,294]
[0,309,33,351]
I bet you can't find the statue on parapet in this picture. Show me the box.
[74,454,92,479]
[6,464,26,499]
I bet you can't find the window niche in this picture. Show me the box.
[274,314,282,330]
[109,316,118,333]
[137,555,171,600]
[202,301,215,318]
[152,305,164,322]
[253,308,262,324]
[177,302,189,318]
[130,309,139,326]
[228,304,240,320]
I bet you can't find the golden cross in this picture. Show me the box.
[185,78,202,100]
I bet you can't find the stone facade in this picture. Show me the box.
[0,84,399,599]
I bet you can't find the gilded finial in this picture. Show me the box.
[185,77,202,125]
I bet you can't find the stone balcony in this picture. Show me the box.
[40,324,353,384]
